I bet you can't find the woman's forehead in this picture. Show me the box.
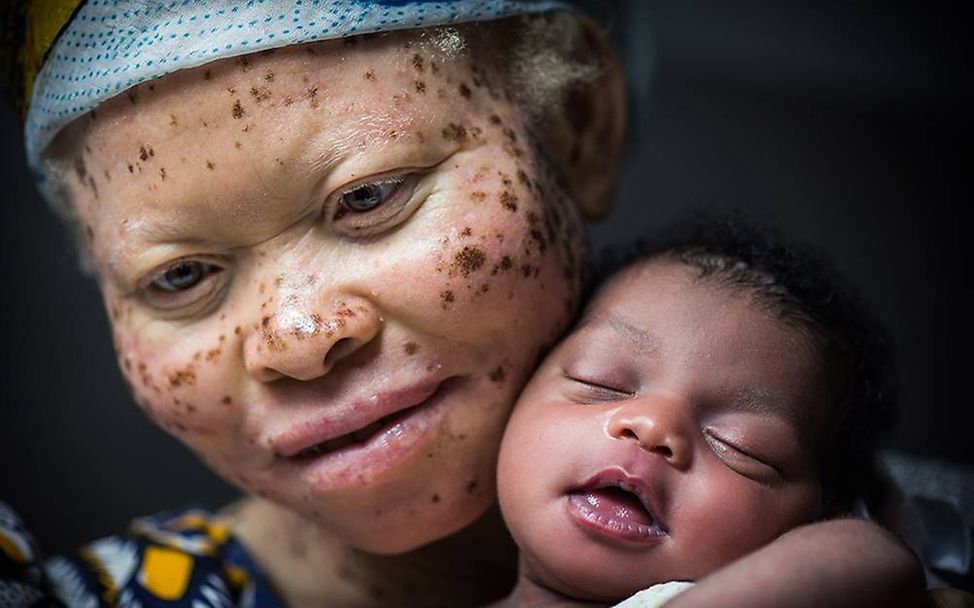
[60,30,505,173]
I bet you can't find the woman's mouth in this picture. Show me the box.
[294,405,419,459]
[278,377,459,489]
[566,471,668,544]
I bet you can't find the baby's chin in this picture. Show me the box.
[519,546,664,604]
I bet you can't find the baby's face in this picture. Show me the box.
[498,260,829,600]
[59,31,585,552]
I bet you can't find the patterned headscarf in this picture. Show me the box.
[18,0,566,187]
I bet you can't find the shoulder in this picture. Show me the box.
[1,502,286,608]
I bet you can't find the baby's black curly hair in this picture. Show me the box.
[588,213,898,515]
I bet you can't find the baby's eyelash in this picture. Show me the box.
[564,373,635,401]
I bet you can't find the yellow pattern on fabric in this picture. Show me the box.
[139,545,194,600]
[0,532,28,564]
[78,545,120,606]
[22,0,83,110]
[224,564,251,590]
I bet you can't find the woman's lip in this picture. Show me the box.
[292,377,457,488]
[271,378,446,458]
[566,467,668,544]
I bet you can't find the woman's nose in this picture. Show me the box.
[243,295,382,382]
[607,393,692,469]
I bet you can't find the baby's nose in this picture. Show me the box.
[607,393,693,469]
[243,295,381,382]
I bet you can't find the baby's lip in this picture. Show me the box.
[571,467,668,534]
[270,378,446,459]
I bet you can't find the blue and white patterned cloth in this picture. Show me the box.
[25,0,566,185]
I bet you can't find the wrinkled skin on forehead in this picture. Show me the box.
[55,28,589,562]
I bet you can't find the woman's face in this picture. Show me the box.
[60,31,586,553]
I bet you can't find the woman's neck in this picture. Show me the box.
[222,497,518,607]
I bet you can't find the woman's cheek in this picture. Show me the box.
[425,149,582,326]
[110,310,238,441]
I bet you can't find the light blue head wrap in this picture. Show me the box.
[25,0,567,188]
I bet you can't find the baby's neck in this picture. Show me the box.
[222,497,518,607]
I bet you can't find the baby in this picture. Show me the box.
[494,219,929,607]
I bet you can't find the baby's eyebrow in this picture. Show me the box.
[603,314,660,356]
[732,387,807,428]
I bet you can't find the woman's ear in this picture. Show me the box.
[545,16,627,221]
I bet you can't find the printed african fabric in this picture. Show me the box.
[0,502,286,607]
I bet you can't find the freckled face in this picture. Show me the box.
[498,262,828,600]
[61,33,585,553]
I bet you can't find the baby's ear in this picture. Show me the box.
[545,16,627,221]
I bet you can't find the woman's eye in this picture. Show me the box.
[330,173,422,235]
[139,259,228,314]
[339,178,403,213]
[153,261,212,292]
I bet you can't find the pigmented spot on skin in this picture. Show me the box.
[127,89,138,105]
[459,227,472,238]
[238,55,252,71]
[471,191,486,203]
[458,83,472,99]
[414,80,426,94]
[261,315,288,352]
[159,167,167,180]
[499,191,518,213]
[466,478,479,494]
[127,163,134,173]
[411,53,424,72]
[169,113,178,126]
[431,494,441,503]
[307,87,319,108]
[138,145,154,161]
[488,366,506,383]
[206,160,215,170]
[232,99,245,119]
[453,246,486,277]
[440,290,455,308]
[250,86,271,102]
[203,69,212,80]
[169,366,197,388]
[364,69,376,81]
[441,123,467,142]
[404,341,420,355]
[489,114,502,125]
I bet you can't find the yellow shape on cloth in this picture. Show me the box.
[22,0,83,110]
[0,532,28,564]
[224,564,251,590]
[139,545,194,601]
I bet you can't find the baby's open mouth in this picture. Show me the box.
[566,474,667,543]
[294,406,418,459]
[573,486,656,525]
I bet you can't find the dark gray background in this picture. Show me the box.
[1,1,969,555]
